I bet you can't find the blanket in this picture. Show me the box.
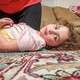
[0,50,80,80]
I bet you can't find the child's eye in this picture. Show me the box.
[55,25,60,29]
[55,27,58,29]
[54,35,58,41]
[54,35,57,40]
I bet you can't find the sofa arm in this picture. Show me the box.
[53,7,80,33]
[41,5,57,28]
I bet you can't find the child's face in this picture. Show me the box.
[40,24,69,46]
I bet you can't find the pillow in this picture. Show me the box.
[53,7,80,33]
[41,5,57,28]
[54,7,80,26]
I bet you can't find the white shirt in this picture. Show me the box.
[5,23,46,51]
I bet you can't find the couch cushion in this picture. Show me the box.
[53,7,80,33]
[41,5,57,28]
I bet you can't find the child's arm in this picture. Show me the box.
[0,32,19,52]
[0,18,14,29]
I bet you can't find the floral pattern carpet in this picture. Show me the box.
[0,50,80,80]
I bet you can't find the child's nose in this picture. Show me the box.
[49,29,57,34]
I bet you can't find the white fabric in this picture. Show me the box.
[6,23,46,51]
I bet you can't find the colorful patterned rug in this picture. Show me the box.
[0,50,80,80]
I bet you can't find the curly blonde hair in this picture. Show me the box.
[46,20,80,50]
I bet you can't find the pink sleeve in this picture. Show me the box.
[16,26,46,51]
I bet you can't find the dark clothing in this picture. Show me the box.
[0,3,41,30]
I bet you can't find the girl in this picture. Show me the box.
[0,18,79,52]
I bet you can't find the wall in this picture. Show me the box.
[41,0,55,7]
[55,0,80,8]
[41,0,80,8]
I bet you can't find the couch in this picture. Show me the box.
[41,5,80,50]
[41,5,80,34]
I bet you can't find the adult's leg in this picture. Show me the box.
[0,11,18,23]
[0,11,9,18]
[18,3,42,31]
[0,3,42,30]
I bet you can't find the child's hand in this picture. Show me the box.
[0,18,14,28]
